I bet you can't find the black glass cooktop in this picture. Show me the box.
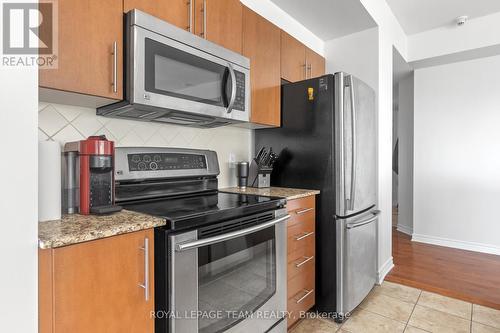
[121,191,286,231]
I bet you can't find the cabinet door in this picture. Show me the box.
[306,48,326,79]
[197,0,242,53]
[39,0,123,100]
[124,0,190,31]
[52,230,154,333]
[280,31,306,83]
[242,7,281,127]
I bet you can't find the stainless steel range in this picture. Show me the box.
[114,147,289,333]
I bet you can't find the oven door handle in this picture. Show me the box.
[175,214,290,252]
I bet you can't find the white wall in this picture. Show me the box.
[0,2,38,330]
[397,73,414,235]
[38,103,253,188]
[413,55,500,255]
[325,28,379,92]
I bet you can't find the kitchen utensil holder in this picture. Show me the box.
[248,159,272,188]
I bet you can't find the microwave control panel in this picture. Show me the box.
[127,153,207,171]
[233,70,246,111]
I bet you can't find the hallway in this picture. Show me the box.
[386,229,500,310]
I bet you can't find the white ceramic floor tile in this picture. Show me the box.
[473,305,500,329]
[408,305,471,333]
[341,308,406,333]
[376,281,421,304]
[360,290,415,322]
[472,322,500,333]
[417,291,472,319]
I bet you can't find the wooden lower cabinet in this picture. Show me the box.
[39,229,154,333]
[286,196,316,328]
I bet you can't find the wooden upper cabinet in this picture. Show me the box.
[196,0,243,53]
[281,31,306,83]
[242,7,281,127]
[39,230,154,333]
[306,48,326,79]
[39,0,123,100]
[124,0,190,31]
[281,30,326,82]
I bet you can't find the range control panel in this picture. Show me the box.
[127,153,207,171]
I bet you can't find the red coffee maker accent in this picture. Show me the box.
[63,135,121,215]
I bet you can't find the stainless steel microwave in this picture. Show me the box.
[97,10,250,128]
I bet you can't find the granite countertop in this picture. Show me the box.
[38,210,165,249]
[220,186,320,200]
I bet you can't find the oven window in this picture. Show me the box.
[145,38,231,107]
[198,226,276,333]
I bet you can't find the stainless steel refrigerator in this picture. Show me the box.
[255,72,379,321]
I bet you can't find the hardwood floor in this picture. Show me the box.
[386,228,500,310]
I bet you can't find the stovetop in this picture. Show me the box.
[121,191,286,231]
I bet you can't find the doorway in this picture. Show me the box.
[391,47,413,236]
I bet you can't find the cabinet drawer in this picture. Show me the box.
[286,196,315,214]
[287,276,315,328]
[287,214,315,254]
[288,254,315,281]
[287,260,314,301]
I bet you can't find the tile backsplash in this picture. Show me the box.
[38,102,253,188]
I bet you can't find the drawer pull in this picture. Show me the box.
[295,231,314,241]
[296,289,314,304]
[296,207,314,215]
[295,256,314,268]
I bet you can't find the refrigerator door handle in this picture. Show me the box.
[346,210,380,229]
[348,75,357,212]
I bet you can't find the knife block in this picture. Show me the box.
[248,159,272,188]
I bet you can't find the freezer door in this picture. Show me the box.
[335,73,377,217]
[336,210,379,316]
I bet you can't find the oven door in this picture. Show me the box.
[131,26,250,123]
[168,211,288,333]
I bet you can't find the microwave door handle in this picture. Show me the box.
[226,63,237,114]
[175,214,290,251]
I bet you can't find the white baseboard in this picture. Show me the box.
[412,233,500,256]
[396,224,413,236]
[377,257,394,285]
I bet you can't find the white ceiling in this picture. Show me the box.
[270,0,376,41]
[386,0,500,35]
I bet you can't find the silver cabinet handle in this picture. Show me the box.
[307,64,312,78]
[111,41,117,93]
[296,289,314,304]
[187,0,193,32]
[138,237,149,301]
[303,62,307,79]
[346,210,380,230]
[295,256,314,268]
[296,207,314,215]
[226,63,237,114]
[295,231,314,241]
[176,214,290,251]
